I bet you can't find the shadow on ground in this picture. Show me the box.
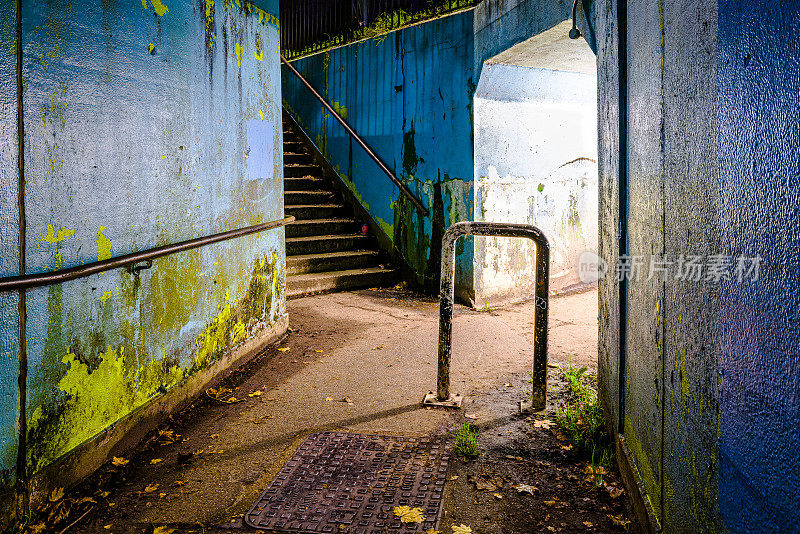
[23,287,636,533]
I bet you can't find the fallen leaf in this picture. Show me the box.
[503,383,513,387]
[604,483,624,499]
[393,505,425,523]
[103,525,113,530]
[493,492,503,499]
[607,513,631,527]
[159,492,167,498]
[278,347,290,352]
[99,491,110,498]
[248,391,263,397]
[373,345,385,350]
[452,525,472,534]
[28,524,47,534]
[464,414,479,420]
[583,522,593,528]
[561,444,573,451]
[153,527,176,534]
[544,500,556,507]
[533,419,554,430]
[426,530,440,534]
[144,483,159,493]
[150,458,163,465]
[514,484,537,495]
[449,475,459,481]
[342,396,353,404]
[49,487,64,502]
[325,397,334,401]
[111,456,129,467]
[210,433,220,439]
[252,416,274,424]
[315,349,324,353]
[546,527,556,532]
[471,477,498,492]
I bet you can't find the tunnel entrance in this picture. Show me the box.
[472,21,599,304]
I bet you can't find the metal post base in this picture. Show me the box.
[423,391,463,408]
[519,400,545,414]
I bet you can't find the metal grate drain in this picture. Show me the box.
[245,431,451,533]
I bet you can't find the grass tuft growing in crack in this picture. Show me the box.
[553,365,614,483]
[453,423,480,460]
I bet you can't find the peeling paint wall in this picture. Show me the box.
[282,11,476,298]
[1,0,284,501]
[597,0,800,531]
[473,22,597,304]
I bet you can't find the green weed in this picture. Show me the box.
[553,365,614,479]
[452,423,480,460]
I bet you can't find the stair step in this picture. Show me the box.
[286,267,395,298]
[284,152,310,164]
[285,203,347,220]
[285,176,328,191]
[284,164,321,178]
[287,234,372,255]
[286,218,357,238]
[286,190,338,205]
[287,250,381,274]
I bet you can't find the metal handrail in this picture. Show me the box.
[0,216,295,292]
[281,55,430,218]
[423,221,550,412]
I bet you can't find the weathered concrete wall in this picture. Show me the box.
[473,0,580,78]
[282,11,476,299]
[473,22,597,304]
[717,1,800,530]
[598,0,800,531]
[0,0,20,493]
[1,0,285,504]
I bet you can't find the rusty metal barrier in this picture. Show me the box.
[423,221,550,413]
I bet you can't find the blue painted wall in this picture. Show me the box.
[598,0,800,531]
[283,11,476,296]
[718,1,800,530]
[0,0,20,490]
[1,0,285,501]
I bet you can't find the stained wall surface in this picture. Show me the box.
[597,0,799,531]
[282,11,476,298]
[1,0,285,500]
[473,22,597,303]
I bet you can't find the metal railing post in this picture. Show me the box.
[423,221,550,412]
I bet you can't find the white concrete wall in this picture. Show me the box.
[474,22,597,304]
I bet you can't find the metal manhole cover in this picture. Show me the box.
[245,431,451,533]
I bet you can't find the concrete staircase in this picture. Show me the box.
[283,119,395,298]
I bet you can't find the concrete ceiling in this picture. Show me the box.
[486,20,597,75]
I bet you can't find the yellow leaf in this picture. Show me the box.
[248,391,263,397]
[533,419,554,429]
[607,513,631,527]
[144,483,159,493]
[49,487,64,502]
[210,433,220,438]
[150,458,163,465]
[111,456,129,467]
[452,525,472,534]
[159,492,167,498]
[325,397,334,401]
[544,500,556,506]
[315,349,323,353]
[278,347,290,352]
[426,530,441,534]
[153,527,176,534]
[393,506,425,523]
